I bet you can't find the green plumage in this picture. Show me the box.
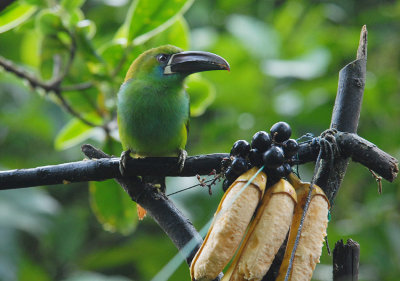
[117,45,189,157]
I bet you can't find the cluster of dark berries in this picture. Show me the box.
[222,121,299,192]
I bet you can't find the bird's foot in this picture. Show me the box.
[119,149,132,176]
[177,149,187,173]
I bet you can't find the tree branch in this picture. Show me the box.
[80,146,204,266]
[61,82,93,92]
[333,239,360,281]
[0,133,397,190]
[0,56,54,91]
[0,32,98,128]
[294,132,398,182]
[0,145,228,190]
[315,25,368,202]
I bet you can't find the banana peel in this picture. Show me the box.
[190,167,267,281]
[276,173,330,281]
[222,179,297,281]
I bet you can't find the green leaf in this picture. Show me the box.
[145,15,189,50]
[117,0,194,44]
[54,115,102,150]
[22,0,47,6]
[89,180,138,235]
[36,10,65,35]
[66,8,84,27]
[0,3,37,33]
[35,10,71,80]
[76,19,96,39]
[99,40,126,74]
[186,74,216,117]
[18,255,51,281]
[39,35,68,80]
[61,0,86,12]
[75,20,103,68]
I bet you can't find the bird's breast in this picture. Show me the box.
[118,84,189,156]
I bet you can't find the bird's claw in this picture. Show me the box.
[178,149,187,173]
[119,149,132,176]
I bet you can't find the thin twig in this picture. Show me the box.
[368,168,383,194]
[0,31,99,127]
[51,31,77,86]
[61,82,93,91]
[53,88,98,127]
[167,178,214,196]
[0,56,54,91]
[357,25,368,60]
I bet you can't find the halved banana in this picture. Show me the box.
[222,179,297,281]
[276,173,330,281]
[190,167,267,281]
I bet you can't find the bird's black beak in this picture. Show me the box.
[164,51,230,75]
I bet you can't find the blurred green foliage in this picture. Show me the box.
[0,0,399,280]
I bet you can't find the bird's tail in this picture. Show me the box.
[137,176,166,220]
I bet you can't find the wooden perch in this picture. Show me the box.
[0,132,397,190]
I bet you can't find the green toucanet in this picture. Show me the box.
[117,45,230,218]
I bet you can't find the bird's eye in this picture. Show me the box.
[156,54,169,63]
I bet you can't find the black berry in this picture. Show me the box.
[275,165,286,178]
[263,146,285,168]
[283,163,292,176]
[231,157,248,174]
[270,122,292,143]
[249,148,263,167]
[251,131,272,152]
[230,140,251,157]
[222,179,231,192]
[225,167,238,182]
[283,139,299,158]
